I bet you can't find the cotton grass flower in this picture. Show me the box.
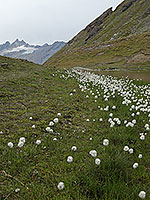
[129,148,134,154]
[71,146,77,151]
[46,127,53,133]
[53,118,59,123]
[57,182,64,190]
[95,158,101,165]
[49,121,54,126]
[32,125,36,128]
[36,140,41,145]
[99,118,103,122]
[140,135,145,140]
[109,113,113,117]
[123,146,129,152]
[103,139,109,146]
[112,106,116,110]
[8,142,13,148]
[15,188,20,193]
[17,137,26,148]
[67,156,73,163]
[138,191,146,199]
[19,137,25,143]
[133,162,139,169]
[89,150,97,157]
[138,154,142,159]
[18,141,24,148]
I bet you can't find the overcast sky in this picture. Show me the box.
[0,0,123,45]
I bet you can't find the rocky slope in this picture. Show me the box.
[44,0,150,69]
[0,39,65,64]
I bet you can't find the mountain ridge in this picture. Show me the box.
[0,39,66,65]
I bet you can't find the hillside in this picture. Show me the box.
[44,0,150,69]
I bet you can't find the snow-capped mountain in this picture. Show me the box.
[0,39,65,64]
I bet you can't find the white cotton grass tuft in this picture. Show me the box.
[95,158,101,165]
[140,135,145,140]
[103,139,109,146]
[67,156,73,163]
[19,137,25,143]
[89,150,97,157]
[129,148,134,154]
[53,118,59,123]
[99,118,103,122]
[71,146,77,151]
[112,106,116,110]
[57,182,65,190]
[133,162,139,169]
[49,121,54,126]
[109,113,113,117]
[18,137,26,148]
[57,113,61,116]
[32,125,36,129]
[123,146,129,152]
[46,127,53,133]
[29,117,33,120]
[36,139,41,145]
[8,142,13,148]
[138,191,146,199]
[138,154,143,159]
[18,141,24,148]
[15,188,20,193]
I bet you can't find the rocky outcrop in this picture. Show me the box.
[120,0,138,13]
[0,63,8,67]
[85,8,113,42]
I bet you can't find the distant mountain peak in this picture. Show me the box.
[0,40,66,65]
[5,41,10,45]
[42,43,49,47]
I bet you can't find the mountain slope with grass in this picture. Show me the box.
[44,0,150,69]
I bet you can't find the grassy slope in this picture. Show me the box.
[44,0,150,69]
[0,56,150,199]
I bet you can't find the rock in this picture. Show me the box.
[84,7,113,42]
[120,0,138,13]
[0,63,8,67]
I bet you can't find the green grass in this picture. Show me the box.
[44,32,150,69]
[0,56,150,199]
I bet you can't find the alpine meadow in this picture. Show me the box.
[1,0,150,199]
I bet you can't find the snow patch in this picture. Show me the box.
[2,45,37,55]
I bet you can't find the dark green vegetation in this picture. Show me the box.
[0,55,150,199]
[44,0,150,69]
